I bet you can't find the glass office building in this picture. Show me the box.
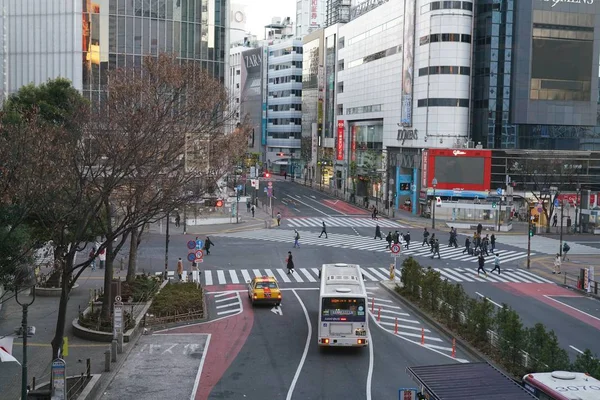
[0,0,227,103]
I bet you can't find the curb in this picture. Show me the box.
[378,281,487,364]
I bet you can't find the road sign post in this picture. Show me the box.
[51,358,67,399]
[267,181,273,217]
[390,243,402,280]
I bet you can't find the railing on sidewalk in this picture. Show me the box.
[562,272,599,296]
[144,310,204,326]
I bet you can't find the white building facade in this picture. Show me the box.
[266,39,304,174]
[296,0,326,38]
[335,0,474,210]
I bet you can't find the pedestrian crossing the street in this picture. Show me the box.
[155,265,552,286]
[282,216,406,229]
[213,229,536,264]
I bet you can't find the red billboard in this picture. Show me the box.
[424,149,492,191]
[351,125,357,162]
[336,120,344,161]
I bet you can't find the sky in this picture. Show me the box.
[234,0,297,39]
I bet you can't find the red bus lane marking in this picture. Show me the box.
[322,199,370,215]
[156,296,254,400]
[493,283,600,331]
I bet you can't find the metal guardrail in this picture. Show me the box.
[144,310,204,326]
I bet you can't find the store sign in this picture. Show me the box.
[310,0,318,25]
[336,120,345,161]
[397,129,418,145]
[350,0,389,20]
[539,0,593,7]
[421,150,428,188]
[453,150,466,156]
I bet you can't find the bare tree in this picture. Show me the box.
[509,153,581,233]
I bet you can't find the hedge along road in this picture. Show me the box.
[205,287,472,400]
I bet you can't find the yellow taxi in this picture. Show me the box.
[247,276,282,306]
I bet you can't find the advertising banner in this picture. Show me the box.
[310,0,318,26]
[351,125,357,162]
[336,120,345,161]
[401,0,416,127]
[426,149,492,191]
[311,122,318,167]
[421,150,428,188]
[240,47,266,147]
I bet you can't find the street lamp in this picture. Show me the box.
[559,199,565,259]
[164,210,170,280]
[527,201,532,269]
[15,266,36,400]
[432,177,438,229]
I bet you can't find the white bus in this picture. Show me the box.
[318,263,369,347]
[523,371,600,400]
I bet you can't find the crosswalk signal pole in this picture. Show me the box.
[527,205,532,269]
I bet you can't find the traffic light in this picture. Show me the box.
[277,152,284,157]
[529,227,535,237]
[215,199,223,207]
[492,202,497,208]
[265,172,270,178]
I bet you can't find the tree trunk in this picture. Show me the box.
[50,253,73,360]
[101,200,114,320]
[126,225,139,283]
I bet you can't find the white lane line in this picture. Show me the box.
[376,314,421,324]
[299,268,316,282]
[216,302,239,309]
[291,195,330,217]
[371,302,402,310]
[277,269,292,283]
[216,308,239,316]
[190,334,211,400]
[369,268,388,280]
[217,270,226,284]
[204,271,213,286]
[378,321,429,332]
[510,270,547,283]
[512,269,554,284]
[215,296,237,303]
[311,268,321,279]
[434,268,463,282]
[291,269,305,282]
[372,309,411,317]
[397,331,443,342]
[369,297,393,303]
[570,345,585,355]
[213,291,231,298]
[367,318,374,400]
[542,295,600,322]
[287,290,312,400]
[361,269,379,281]
[241,269,251,283]
[229,270,239,284]
[424,343,454,352]
[475,292,504,308]
[304,196,347,216]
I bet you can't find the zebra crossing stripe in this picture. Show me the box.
[276,269,291,283]
[299,268,316,282]
[241,269,251,283]
[510,269,551,284]
[359,268,378,281]
[217,270,226,284]
[369,268,388,280]
[513,269,553,283]
[252,269,262,278]
[229,270,239,284]
[311,268,320,278]
[435,268,464,282]
[205,270,213,285]
[264,269,275,281]
[291,269,304,283]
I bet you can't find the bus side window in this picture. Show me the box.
[318,269,321,279]
[362,274,365,280]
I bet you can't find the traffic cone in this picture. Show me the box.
[371,297,374,313]
[421,328,425,345]
[394,317,398,334]
[377,306,381,322]
[452,338,456,358]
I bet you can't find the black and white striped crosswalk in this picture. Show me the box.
[155,265,552,286]
[213,229,535,264]
[282,216,407,229]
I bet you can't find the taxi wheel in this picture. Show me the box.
[275,302,280,306]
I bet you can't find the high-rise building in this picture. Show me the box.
[296,0,326,38]
[265,38,304,175]
[325,0,350,27]
[0,0,228,102]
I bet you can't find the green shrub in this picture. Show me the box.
[121,274,160,302]
[496,306,526,376]
[572,350,600,379]
[149,282,203,317]
[463,297,494,348]
[78,308,134,332]
[422,267,442,313]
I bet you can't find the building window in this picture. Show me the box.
[346,104,383,115]
[418,66,471,76]
[417,98,469,107]
[348,17,401,46]
[236,98,240,103]
[236,83,240,88]
[338,59,344,71]
[421,1,472,13]
[337,104,343,115]
[236,69,240,75]
[419,33,471,45]
[338,37,345,49]
[347,45,402,69]
[337,82,344,93]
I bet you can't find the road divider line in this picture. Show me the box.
[215,296,237,303]
[216,303,239,309]
[475,292,503,308]
[542,295,600,322]
[287,290,312,400]
[303,195,348,216]
[190,334,211,400]
[570,345,585,355]
[291,195,330,216]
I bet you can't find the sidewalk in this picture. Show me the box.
[0,265,111,400]
[526,254,597,292]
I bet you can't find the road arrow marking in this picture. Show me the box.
[271,305,283,315]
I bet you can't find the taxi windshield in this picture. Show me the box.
[255,282,277,289]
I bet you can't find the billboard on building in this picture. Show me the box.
[336,120,345,161]
[241,47,266,147]
[401,0,416,127]
[424,149,492,193]
[310,0,319,26]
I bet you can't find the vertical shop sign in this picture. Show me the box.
[351,125,357,162]
[336,120,345,161]
[310,0,318,26]
[421,150,428,188]
[401,0,416,127]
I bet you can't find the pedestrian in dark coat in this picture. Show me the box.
[286,251,295,274]
[422,228,430,246]
[463,237,471,254]
[490,234,496,252]
[374,225,382,240]
[477,254,487,276]
[319,222,328,238]
[204,236,214,255]
[403,232,411,249]
[385,232,392,249]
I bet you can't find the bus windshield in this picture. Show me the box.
[321,297,366,322]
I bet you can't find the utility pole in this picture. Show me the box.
[559,199,564,258]
[431,178,438,230]
[527,204,532,269]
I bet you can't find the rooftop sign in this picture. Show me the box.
[350,0,389,20]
